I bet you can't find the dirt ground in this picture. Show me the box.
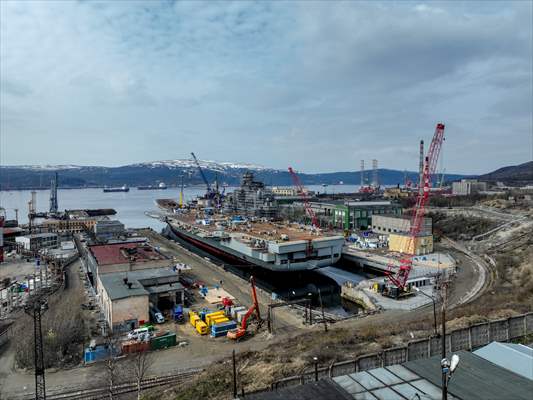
[0,258,38,282]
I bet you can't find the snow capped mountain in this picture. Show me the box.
[129,159,271,172]
[2,164,84,171]
[3,159,271,172]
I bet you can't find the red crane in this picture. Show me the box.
[288,167,319,229]
[227,276,261,340]
[386,123,445,292]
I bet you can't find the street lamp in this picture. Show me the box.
[313,356,319,381]
[413,286,438,337]
[441,354,460,400]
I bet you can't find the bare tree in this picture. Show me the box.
[127,349,154,400]
[103,334,122,400]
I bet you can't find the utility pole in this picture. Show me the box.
[232,349,237,399]
[441,281,448,400]
[317,288,327,332]
[25,296,47,400]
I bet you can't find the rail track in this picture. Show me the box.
[20,369,203,400]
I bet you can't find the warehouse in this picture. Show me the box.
[371,214,432,236]
[452,179,487,195]
[97,267,185,333]
[309,200,402,230]
[86,242,170,284]
[15,233,58,252]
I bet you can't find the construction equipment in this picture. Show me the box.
[288,167,319,229]
[227,276,261,340]
[384,123,445,296]
[190,152,212,197]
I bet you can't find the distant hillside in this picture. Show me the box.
[0,159,467,190]
[478,161,533,185]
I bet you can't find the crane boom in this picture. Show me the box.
[288,167,319,229]
[386,123,445,291]
[190,152,211,193]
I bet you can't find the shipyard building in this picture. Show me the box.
[452,179,487,195]
[86,242,185,332]
[309,201,402,230]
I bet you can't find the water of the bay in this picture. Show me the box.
[0,184,360,231]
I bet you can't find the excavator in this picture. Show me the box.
[227,276,262,340]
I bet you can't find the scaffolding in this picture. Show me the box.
[223,172,278,218]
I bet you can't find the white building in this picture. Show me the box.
[16,233,58,251]
[452,179,487,196]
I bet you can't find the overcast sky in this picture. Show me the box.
[1,1,531,174]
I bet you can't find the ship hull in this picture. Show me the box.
[165,221,340,272]
[103,188,130,192]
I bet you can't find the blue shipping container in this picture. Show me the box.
[210,321,237,337]
[84,345,111,363]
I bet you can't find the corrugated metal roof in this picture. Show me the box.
[100,268,183,300]
[247,379,353,400]
[404,350,533,400]
[89,242,168,266]
[473,341,533,380]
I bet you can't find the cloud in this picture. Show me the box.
[0,0,531,174]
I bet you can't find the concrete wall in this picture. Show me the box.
[111,295,149,328]
[372,215,432,236]
[389,233,433,255]
[269,312,533,392]
[97,274,149,332]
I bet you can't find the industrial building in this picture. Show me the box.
[388,232,434,255]
[86,242,170,284]
[223,172,278,218]
[372,214,432,236]
[309,201,402,230]
[97,267,185,333]
[452,179,488,196]
[15,233,58,252]
[94,220,125,241]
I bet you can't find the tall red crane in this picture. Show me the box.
[288,167,319,229]
[386,123,445,292]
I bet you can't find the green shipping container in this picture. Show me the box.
[150,332,177,350]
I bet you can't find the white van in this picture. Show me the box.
[127,327,150,340]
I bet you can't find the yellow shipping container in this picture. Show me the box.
[205,311,226,325]
[209,316,229,327]
[195,321,208,335]
[189,313,200,328]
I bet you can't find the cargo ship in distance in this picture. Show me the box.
[103,185,129,193]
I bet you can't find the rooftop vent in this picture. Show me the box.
[127,282,132,289]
